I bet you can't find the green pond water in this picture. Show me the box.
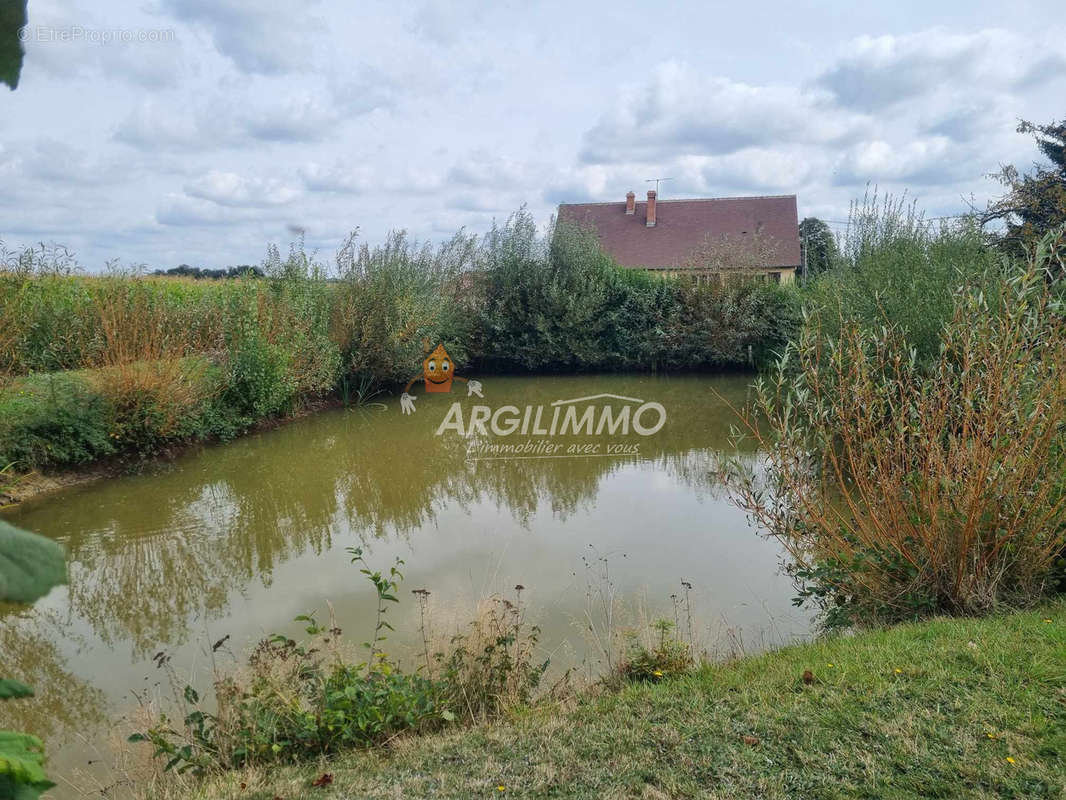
[0,374,811,797]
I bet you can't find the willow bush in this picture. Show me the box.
[330,229,476,392]
[805,191,1000,365]
[727,230,1066,627]
[475,210,797,372]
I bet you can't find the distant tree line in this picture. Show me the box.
[152,264,265,280]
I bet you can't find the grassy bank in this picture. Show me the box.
[151,602,1065,800]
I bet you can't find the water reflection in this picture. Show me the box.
[0,606,106,738]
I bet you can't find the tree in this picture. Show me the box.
[0,0,28,90]
[798,217,838,278]
[984,118,1066,251]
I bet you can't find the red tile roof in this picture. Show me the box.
[557,194,801,270]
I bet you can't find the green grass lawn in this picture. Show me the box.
[161,602,1066,800]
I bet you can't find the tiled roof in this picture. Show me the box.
[557,194,801,269]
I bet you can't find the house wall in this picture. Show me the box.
[645,267,797,285]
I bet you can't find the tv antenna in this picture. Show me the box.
[645,177,673,196]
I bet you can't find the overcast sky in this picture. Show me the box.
[2,0,1064,270]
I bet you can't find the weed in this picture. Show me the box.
[614,619,695,684]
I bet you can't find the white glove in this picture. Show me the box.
[467,380,483,398]
[400,392,416,415]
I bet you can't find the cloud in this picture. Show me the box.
[815,29,1066,110]
[6,139,119,186]
[156,194,283,227]
[240,93,343,142]
[921,106,989,144]
[300,162,374,194]
[115,91,360,151]
[114,100,239,151]
[157,0,324,74]
[446,153,540,189]
[830,137,972,186]
[184,171,300,207]
[580,61,867,164]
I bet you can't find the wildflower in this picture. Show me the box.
[827,663,834,668]
[894,668,902,674]
[1006,757,1016,764]
[653,670,664,677]
[497,785,506,791]
[1043,619,1052,624]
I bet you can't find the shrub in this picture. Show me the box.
[260,239,342,398]
[661,280,800,370]
[331,230,475,392]
[132,549,453,774]
[804,191,999,365]
[0,372,114,469]
[477,214,632,370]
[476,211,796,372]
[219,286,297,421]
[727,234,1066,627]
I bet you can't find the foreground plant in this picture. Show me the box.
[0,519,67,799]
[726,228,1066,627]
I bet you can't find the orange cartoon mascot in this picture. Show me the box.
[399,343,482,414]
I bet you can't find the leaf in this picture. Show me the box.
[183,685,199,705]
[311,773,333,788]
[0,520,67,605]
[440,709,456,723]
[0,730,55,797]
[0,680,33,700]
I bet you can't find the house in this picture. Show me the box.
[557,190,802,284]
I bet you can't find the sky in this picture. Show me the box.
[2,0,1065,271]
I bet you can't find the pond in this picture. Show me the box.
[0,373,810,797]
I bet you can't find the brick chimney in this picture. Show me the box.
[646,190,657,227]
[625,190,635,215]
